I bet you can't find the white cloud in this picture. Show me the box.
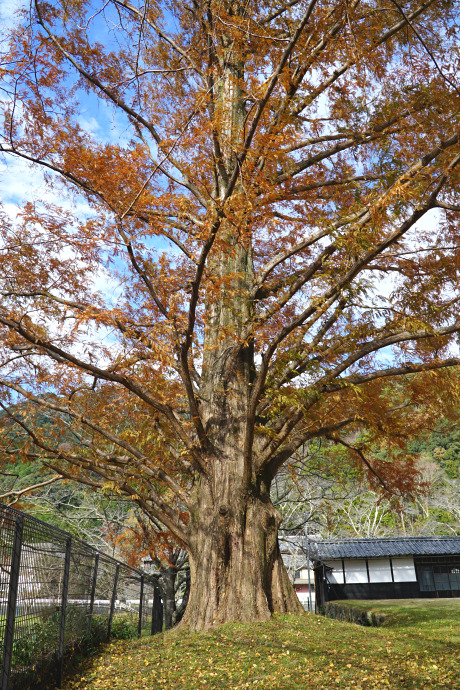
[0,154,94,220]
[0,156,47,207]
[77,115,101,138]
[0,0,26,33]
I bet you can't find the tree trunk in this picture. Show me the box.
[157,565,178,630]
[179,474,303,631]
[178,28,303,630]
[157,559,190,628]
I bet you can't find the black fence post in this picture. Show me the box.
[57,536,72,689]
[1,515,23,690]
[151,583,163,635]
[86,553,99,650]
[107,564,120,642]
[137,575,144,638]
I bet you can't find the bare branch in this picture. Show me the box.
[261,417,355,477]
[290,0,436,120]
[317,321,460,388]
[0,475,63,502]
[112,0,205,78]
[258,0,305,25]
[327,436,391,492]
[322,357,460,393]
[227,0,319,192]
[253,227,329,296]
[435,201,460,212]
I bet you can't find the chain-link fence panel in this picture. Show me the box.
[0,504,164,690]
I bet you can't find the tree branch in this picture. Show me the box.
[261,417,355,478]
[112,0,205,78]
[0,313,207,471]
[0,398,189,543]
[227,0,318,193]
[316,321,460,389]
[0,475,63,503]
[322,357,460,393]
[34,0,208,208]
[0,380,192,499]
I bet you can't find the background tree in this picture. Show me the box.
[112,513,190,628]
[273,431,460,542]
[1,0,460,630]
[0,400,189,626]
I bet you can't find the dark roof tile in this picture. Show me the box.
[309,536,460,560]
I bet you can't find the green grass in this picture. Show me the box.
[334,598,460,637]
[62,599,460,689]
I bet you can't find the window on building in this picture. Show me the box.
[434,571,451,591]
[450,568,460,589]
[344,559,368,584]
[418,562,460,591]
[418,566,435,591]
[368,558,392,583]
[392,557,417,582]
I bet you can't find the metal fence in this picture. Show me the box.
[0,503,164,690]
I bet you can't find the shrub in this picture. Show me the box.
[110,617,138,640]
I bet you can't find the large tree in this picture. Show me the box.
[1,0,460,630]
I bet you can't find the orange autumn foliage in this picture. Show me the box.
[1,0,460,629]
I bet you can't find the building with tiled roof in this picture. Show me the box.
[310,536,460,609]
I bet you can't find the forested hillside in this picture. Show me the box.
[273,425,460,539]
[408,420,460,479]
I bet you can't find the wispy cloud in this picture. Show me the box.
[0,0,27,33]
[0,155,94,220]
[0,156,47,209]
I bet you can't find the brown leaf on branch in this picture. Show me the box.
[1,0,460,630]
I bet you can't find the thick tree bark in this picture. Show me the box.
[180,473,303,631]
[184,75,303,626]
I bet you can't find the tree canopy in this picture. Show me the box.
[1,0,460,629]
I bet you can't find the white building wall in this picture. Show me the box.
[324,560,344,584]
[321,555,418,586]
[368,558,393,583]
[391,557,417,582]
[333,557,418,584]
[344,559,368,584]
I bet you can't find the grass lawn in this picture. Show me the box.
[62,599,460,689]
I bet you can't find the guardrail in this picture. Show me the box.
[0,503,163,689]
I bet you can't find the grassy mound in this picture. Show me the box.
[63,599,460,689]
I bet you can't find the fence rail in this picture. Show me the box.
[0,503,164,690]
